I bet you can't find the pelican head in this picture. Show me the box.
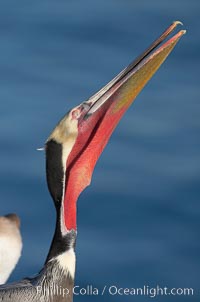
[45,22,185,233]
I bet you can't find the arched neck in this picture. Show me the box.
[45,207,77,264]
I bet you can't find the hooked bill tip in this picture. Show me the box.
[173,20,184,26]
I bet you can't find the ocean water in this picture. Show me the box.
[0,1,199,301]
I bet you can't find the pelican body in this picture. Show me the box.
[0,214,22,285]
[0,22,185,302]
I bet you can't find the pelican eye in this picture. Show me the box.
[71,108,82,120]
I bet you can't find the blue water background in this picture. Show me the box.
[0,1,199,301]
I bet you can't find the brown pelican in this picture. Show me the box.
[0,214,22,285]
[0,22,185,302]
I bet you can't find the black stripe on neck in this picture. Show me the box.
[46,209,76,263]
[45,139,76,262]
[46,139,64,204]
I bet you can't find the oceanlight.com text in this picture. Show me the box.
[36,284,194,298]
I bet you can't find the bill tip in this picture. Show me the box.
[173,20,183,26]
